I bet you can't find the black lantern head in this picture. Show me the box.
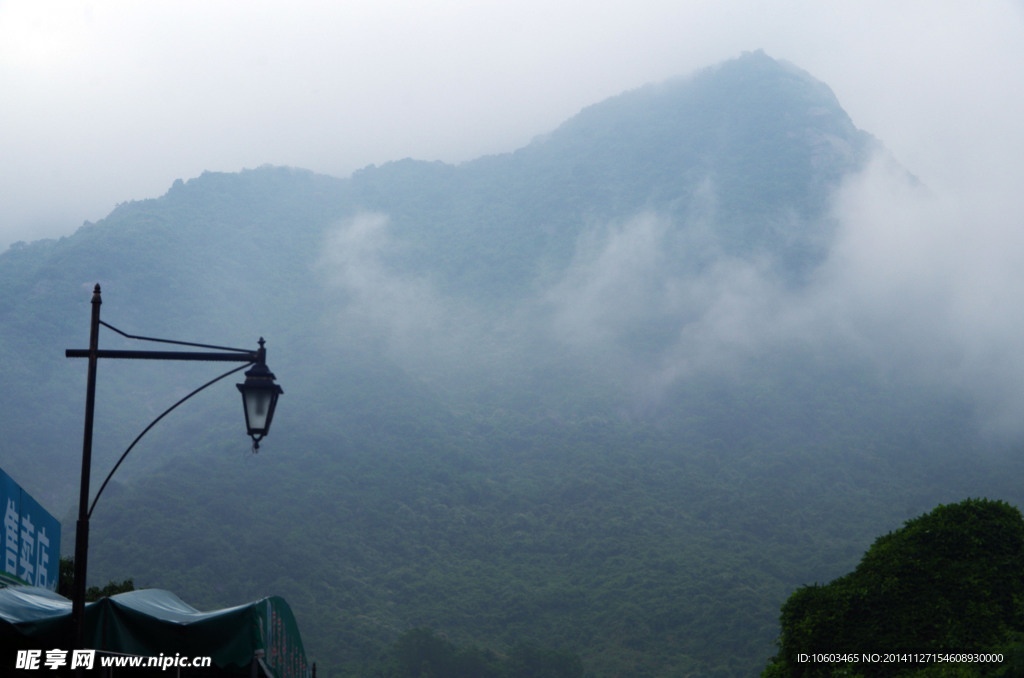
[236,339,283,450]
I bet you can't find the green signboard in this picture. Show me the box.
[1,468,61,590]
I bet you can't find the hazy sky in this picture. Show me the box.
[1,1,1022,249]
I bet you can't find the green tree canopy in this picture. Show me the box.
[764,498,1024,677]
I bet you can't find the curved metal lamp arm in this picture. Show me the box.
[87,361,253,519]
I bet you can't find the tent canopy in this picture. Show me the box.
[0,586,309,677]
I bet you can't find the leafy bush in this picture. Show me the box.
[764,499,1024,677]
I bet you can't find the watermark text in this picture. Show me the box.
[16,649,213,671]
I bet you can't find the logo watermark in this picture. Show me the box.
[16,649,213,671]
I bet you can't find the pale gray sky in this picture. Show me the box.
[1,0,1022,249]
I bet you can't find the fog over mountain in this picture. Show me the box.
[310,58,1024,441]
[3,2,1022,255]
[809,155,1024,439]
[3,51,1024,676]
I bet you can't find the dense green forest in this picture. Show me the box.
[3,51,1024,676]
[367,628,585,678]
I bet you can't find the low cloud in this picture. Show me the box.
[809,153,1024,436]
[316,213,525,387]
[316,151,1024,438]
[318,213,448,353]
[540,211,787,395]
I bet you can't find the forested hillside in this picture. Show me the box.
[2,51,1022,677]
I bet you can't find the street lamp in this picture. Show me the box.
[64,284,283,665]
[236,340,284,450]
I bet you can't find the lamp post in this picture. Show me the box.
[65,284,282,663]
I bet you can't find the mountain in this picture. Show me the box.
[348,49,875,295]
[1,51,1018,677]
